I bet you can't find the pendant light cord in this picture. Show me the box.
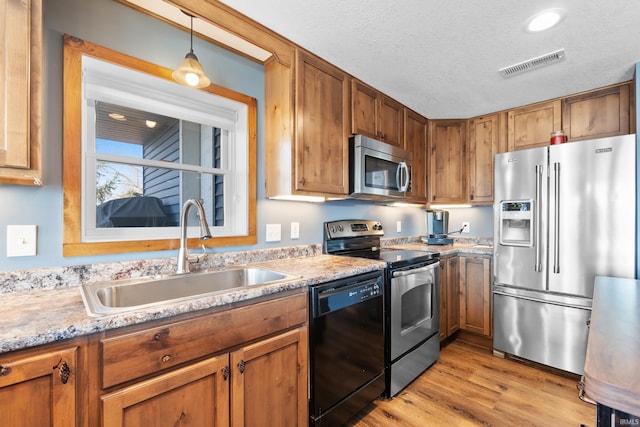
[189,15,194,54]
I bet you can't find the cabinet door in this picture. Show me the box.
[405,110,428,202]
[439,256,460,341]
[379,95,404,147]
[231,327,308,427]
[438,259,448,341]
[428,120,467,204]
[0,346,77,427]
[507,100,561,151]
[446,256,460,337]
[468,114,500,205]
[102,354,230,426]
[562,83,631,142]
[0,0,42,185]
[459,256,492,337]
[295,50,349,195]
[351,79,379,139]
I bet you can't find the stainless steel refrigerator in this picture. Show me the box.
[493,134,636,375]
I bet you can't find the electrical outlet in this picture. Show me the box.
[396,221,402,233]
[7,225,37,257]
[462,221,470,234]
[290,222,300,239]
[265,224,281,242]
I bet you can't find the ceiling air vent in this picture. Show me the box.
[499,48,566,78]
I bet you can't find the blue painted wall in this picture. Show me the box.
[0,0,492,272]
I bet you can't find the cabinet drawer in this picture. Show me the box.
[101,293,307,389]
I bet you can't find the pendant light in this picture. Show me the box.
[172,14,211,89]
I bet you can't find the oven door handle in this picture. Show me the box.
[391,261,439,278]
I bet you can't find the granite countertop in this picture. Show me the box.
[387,241,493,256]
[0,254,385,354]
[584,276,640,416]
[0,237,492,355]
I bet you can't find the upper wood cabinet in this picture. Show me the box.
[468,113,503,205]
[404,109,428,202]
[0,345,78,426]
[428,120,467,204]
[0,0,42,185]
[351,79,404,147]
[507,99,561,151]
[562,83,632,142]
[265,49,350,198]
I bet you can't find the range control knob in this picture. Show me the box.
[373,223,383,231]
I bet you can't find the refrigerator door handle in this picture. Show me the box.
[553,162,560,274]
[535,165,543,272]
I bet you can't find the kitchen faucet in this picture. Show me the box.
[176,198,212,274]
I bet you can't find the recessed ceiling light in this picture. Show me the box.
[145,120,157,128]
[527,9,565,32]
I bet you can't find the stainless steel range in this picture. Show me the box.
[323,219,440,398]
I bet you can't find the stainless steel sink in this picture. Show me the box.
[80,267,299,316]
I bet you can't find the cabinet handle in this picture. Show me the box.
[237,359,245,374]
[53,358,71,384]
[0,365,11,377]
[161,354,173,363]
[300,177,305,185]
[222,365,230,381]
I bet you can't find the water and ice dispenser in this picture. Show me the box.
[499,200,533,246]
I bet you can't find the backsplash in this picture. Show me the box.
[0,244,323,294]
[0,235,493,294]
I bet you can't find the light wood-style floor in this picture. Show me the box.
[347,340,596,427]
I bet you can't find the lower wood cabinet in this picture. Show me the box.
[102,326,307,427]
[459,255,492,338]
[439,255,459,341]
[102,354,230,426]
[231,327,308,427]
[0,292,308,427]
[0,345,78,426]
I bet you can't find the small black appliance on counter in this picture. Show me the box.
[423,209,454,245]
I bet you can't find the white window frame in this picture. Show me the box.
[80,55,248,242]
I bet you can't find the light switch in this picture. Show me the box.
[290,222,300,239]
[266,224,281,242]
[7,225,37,257]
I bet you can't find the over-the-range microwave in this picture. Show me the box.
[349,134,412,201]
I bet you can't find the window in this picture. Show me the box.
[63,36,256,256]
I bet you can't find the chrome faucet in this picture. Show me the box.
[176,198,212,274]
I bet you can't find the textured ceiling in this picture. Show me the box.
[218,0,640,119]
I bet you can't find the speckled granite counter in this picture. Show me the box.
[0,237,492,354]
[0,254,385,354]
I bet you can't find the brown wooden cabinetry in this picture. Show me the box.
[231,328,308,427]
[428,120,467,204]
[562,83,632,142]
[468,113,503,205]
[439,255,460,341]
[0,345,78,426]
[351,79,404,147]
[404,109,428,202]
[0,0,42,185]
[266,49,349,198]
[102,326,307,427]
[459,255,492,338]
[507,100,561,151]
[99,293,308,427]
